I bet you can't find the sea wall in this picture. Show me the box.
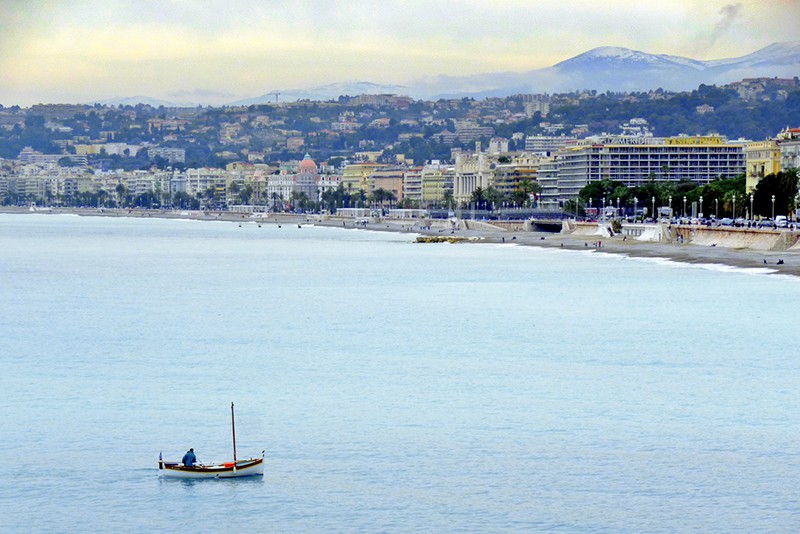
[568,222,614,237]
[670,226,800,251]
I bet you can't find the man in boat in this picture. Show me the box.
[181,448,197,467]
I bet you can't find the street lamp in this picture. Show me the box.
[772,194,776,220]
[699,195,703,218]
[715,198,719,220]
[634,196,638,221]
[651,196,655,221]
[683,196,687,218]
[732,193,736,220]
[669,196,672,219]
[750,194,754,221]
[616,197,620,219]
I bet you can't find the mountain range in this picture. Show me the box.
[409,41,800,99]
[93,41,800,107]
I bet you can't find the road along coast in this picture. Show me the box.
[4,207,799,277]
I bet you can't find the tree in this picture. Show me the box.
[370,188,397,207]
[469,187,487,209]
[238,184,254,205]
[115,183,128,207]
[442,191,454,210]
[753,170,799,218]
[203,185,217,209]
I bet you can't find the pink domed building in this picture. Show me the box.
[294,153,319,201]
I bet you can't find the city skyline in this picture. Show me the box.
[2,0,799,106]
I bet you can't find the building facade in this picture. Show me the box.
[555,135,746,204]
[745,140,781,192]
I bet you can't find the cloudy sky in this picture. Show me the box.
[2,0,797,106]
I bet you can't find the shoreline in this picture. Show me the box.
[4,206,799,277]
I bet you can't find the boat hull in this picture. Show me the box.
[159,456,264,479]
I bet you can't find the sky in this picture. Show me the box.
[1,0,798,106]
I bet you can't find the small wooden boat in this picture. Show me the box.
[159,403,264,479]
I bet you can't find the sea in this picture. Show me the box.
[2,213,799,532]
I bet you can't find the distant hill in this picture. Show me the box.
[87,96,184,108]
[230,81,410,106]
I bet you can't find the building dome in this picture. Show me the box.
[298,153,317,173]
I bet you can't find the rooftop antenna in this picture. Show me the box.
[270,92,281,105]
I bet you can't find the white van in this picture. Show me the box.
[775,215,788,228]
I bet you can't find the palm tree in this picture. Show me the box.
[115,183,127,208]
[204,186,217,209]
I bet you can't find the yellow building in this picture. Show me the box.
[421,164,454,207]
[491,153,541,199]
[370,169,405,204]
[744,140,781,192]
[341,162,384,194]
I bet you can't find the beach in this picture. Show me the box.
[4,206,798,277]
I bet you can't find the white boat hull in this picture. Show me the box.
[159,455,264,479]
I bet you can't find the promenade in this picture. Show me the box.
[4,207,799,277]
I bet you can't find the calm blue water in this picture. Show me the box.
[2,213,800,532]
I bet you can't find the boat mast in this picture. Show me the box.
[231,402,238,468]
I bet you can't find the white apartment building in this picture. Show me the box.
[487,138,509,155]
[186,167,227,201]
[536,157,560,209]
[556,135,746,202]
[147,147,186,164]
[403,168,423,204]
[267,171,294,205]
[779,128,800,170]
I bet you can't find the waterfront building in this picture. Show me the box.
[745,140,782,192]
[778,128,800,170]
[421,162,454,207]
[186,167,227,203]
[369,168,405,205]
[536,157,560,209]
[491,153,541,202]
[341,162,384,194]
[454,149,494,204]
[316,172,342,200]
[0,172,9,198]
[555,135,746,204]
[403,168,423,205]
[294,153,319,201]
[266,171,294,208]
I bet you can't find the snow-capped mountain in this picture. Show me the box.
[95,42,799,107]
[419,41,800,99]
